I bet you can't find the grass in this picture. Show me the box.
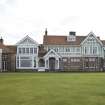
[0,72,105,105]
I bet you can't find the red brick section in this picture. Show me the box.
[0,43,16,71]
[38,45,47,57]
[0,44,16,54]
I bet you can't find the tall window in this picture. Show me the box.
[26,48,29,54]
[93,47,97,54]
[16,56,19,67]
[30,48,33,54]
[66,48,70,52]
[34,48,37,54]
[20,57,32,67]
[76,48,80,52]
[19,48,21,54]
[90,46,92,54]
[71,47,75,52]
[34,58,36,67]
[85,47,87,54]
[22,48,25,54]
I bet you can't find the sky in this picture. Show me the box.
[0,0,105,44]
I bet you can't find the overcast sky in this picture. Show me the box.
[0,0,105,44]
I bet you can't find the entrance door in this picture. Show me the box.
[49,57,55,71]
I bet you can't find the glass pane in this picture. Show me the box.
[34,48,37,54]
[26,48,29,54]
[30,48,33,54]
[22,48,25,54]
[20,57,30,59]
[17,60,19,67]
[19,48,21,54]
[20,60,32,67]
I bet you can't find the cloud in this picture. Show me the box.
[60,16,80,26]
[6,0,16,5]
[0,0,17,15]
[0,0,105,44]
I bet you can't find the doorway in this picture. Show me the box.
[49,57,56,71]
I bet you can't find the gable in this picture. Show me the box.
[81,32,103,46]
[44,49,61,59]
[16,35,38,46]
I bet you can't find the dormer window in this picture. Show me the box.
[67,31,76,42]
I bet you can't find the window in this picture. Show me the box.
[20,60,32,67]
[34,59,36,67]
[30,48,33,54]
[26,48,29,54]
[85,47,87,54]
[20,56,32,67]
[20,57,30,59]
[18,47,38,54]
[66,48,70,52]
[2,54,8,60]
[93,47,97,54]
[17,60,19,67]
[63,58,67,62]
[22,48,25,54]
[67,36,76,41]
[59,48,63,52]
[89,58,95,62]
[16,56,19,67]
[71,58,80,62]
[71,58,74,62]
[73,47,75,52]
[85,62,89,67]
[17,56,19,59]
[71,47,75,52]
[89,63,95,68]
[90,46,92,54]
[76,48,80,52]
[34,48,37,54]
[19,48,21,54]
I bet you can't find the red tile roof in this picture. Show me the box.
[43,35,86,45]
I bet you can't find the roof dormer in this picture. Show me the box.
[67,31,76,42]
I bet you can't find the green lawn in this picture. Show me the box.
[0,73,105,105]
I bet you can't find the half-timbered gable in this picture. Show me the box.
[43,31,105,71]
[81,32,103,57]
[16,35,39,70]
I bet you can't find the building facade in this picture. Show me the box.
[0,30,105,72]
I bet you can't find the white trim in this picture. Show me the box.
[44,49,61,59]
[16,55,38,69]
[43,49,61,70]
[81,32,103,46]
[16,35,38,45]
[0,49,2,71]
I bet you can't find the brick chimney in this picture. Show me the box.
[43,28,48,44]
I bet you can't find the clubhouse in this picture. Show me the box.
[0,30,105,72]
